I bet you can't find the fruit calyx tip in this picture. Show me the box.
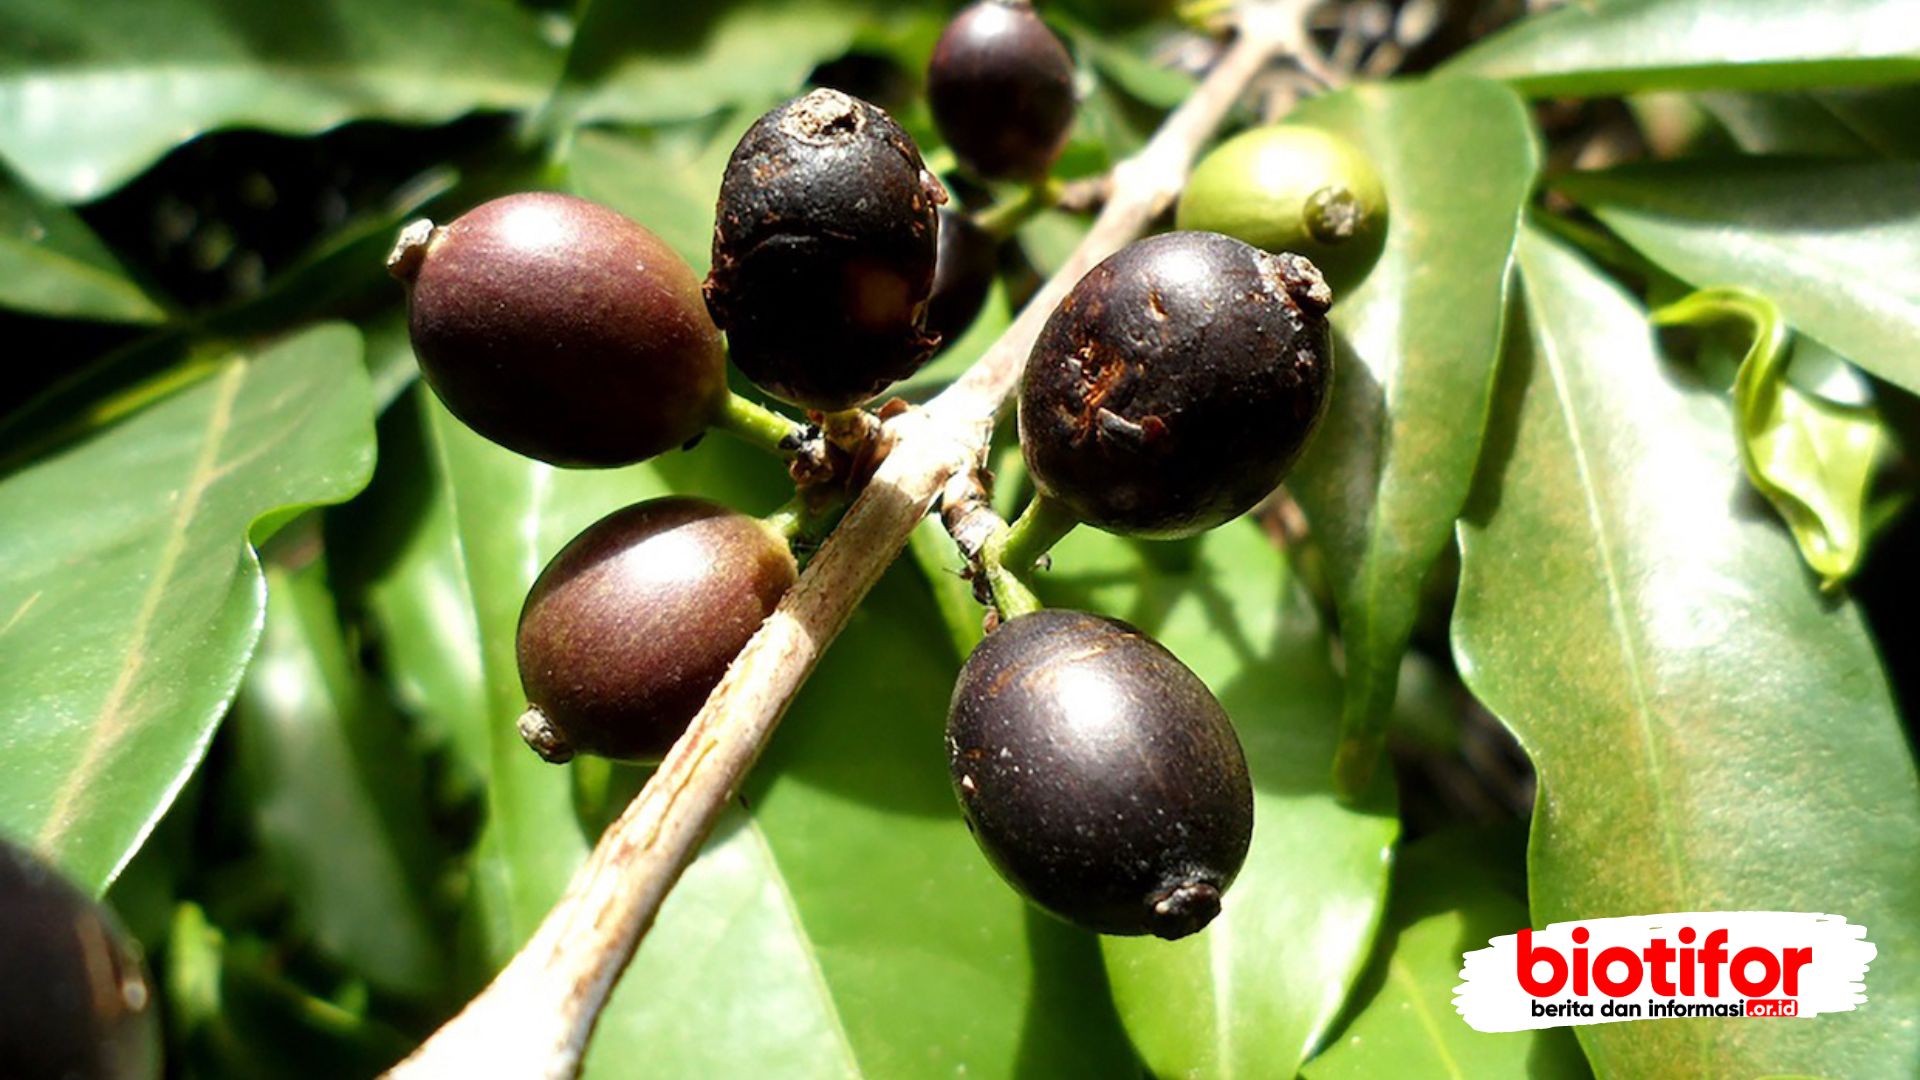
[1148,880,1223,940]
[386,218,439,284]
[518,706,575,764]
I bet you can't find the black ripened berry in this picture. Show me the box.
[516,498,798,763]
[706,89,946,411]
[390,193,727,468]
[947,609,1254,940]
[928,1,1077,181]
[0,838,161,1079]
[1019,231,1334,539]
[926,208,1000,350]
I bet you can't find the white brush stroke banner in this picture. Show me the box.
[1454,912,1874,1033]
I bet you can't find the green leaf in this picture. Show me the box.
[1284,77,1538,792]
[1558,158,1920,397]
[0,156,166,322]
[0,323,375,891]
[569,119,739,275]
[558,0,916,130]
[0,0,561,201]
[1695,86,1920,158]
[426,391,1135,1076]
[1653,287,1888,588]
[1302,830,1589,1080]
[1013,522,1398,1077]
[1453,228,1920,1077]
[1447,0,1920,96]
[233,560,448,1000]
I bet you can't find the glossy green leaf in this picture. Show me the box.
[1302,830,1588,1080]
[426,390,1136,1076]
[0,157,166,322]
[1009,521,1398,1077]
[1558,158,1920,397]
[1284,78,1538,792]
[234,561,447,1000]
[0,323,375,891]
[558,0,919,129]
[0,0,561,201]
[1653,287,1888,588]
[569,119,739,275]
[1447,0,1920,96]
[1453,228,1920,1077]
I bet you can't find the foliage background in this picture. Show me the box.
[0,0,1916,1076]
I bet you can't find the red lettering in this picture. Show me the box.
[1782,948,1812,996]
[1701,930,1730,996]
[1731,946,1781,997]
[1593,946,1643,997]
[1517,929,1566,996]
[1644,937,1677,995]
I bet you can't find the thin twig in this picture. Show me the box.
[385,7,1304,1077]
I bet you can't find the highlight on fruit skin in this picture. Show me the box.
[0,837,162,1080]
[1177,123,1389,294]
[1019,230,1335,540]
[705,88,946,412]
[390,192,727,468]
[927,0,1078,181]
[946,608,1254,940]
[515,497,798,764]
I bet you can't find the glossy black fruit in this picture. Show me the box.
[1019,230,1334,539]
[0,838,161,1079]
[946,609,1254,939]
[391,192,727,467]
[926,208,999,350]
[706,89,945,411]
[928,0,1077,181]
[516,498,798,763]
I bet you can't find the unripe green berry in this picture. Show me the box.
[1177,125,1388,295]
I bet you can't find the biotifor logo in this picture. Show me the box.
[1454,913,1875,1032]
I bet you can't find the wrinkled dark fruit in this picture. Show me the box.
[706,89,945,411]
[926,209,1000,350]
[0,839,161,1080]
[928,0,1077,181]
[391,192,726,468]
[516,498,798,763]
[1019,230,1334,538]
[947,609,1254,939]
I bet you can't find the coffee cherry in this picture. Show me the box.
[926,208,999,351]
[928,0,1077,181]
[707,89,945,411]
[1019,231,1333,539]
[390,193,727,468]
[0,838,160,1079]
[516,497,797,763]
[947,609,1253,939]
[1177,125,1388,294]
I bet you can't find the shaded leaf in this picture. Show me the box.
[1448,0,1920,96]
[0,0,561,201]
[1695,86,1920,159]
[1452,228,1920,1077]
[426,391,1136,1077]
[1284,78,1538,792]
[234,560,448,999]
[1302,830,1589,1080]
[0,156,166,322]
[1011,522,1398,1077]
[0,323,375,892]
[1653,287,1888,587]
[1559,157,1920,396]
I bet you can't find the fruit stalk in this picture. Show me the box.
[386,7,1315,1077]
[981,493,1079,619]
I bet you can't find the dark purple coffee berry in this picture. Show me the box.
[516,497,797,763]
[390,192,726,468]
[0,838,160,1080]
[1019,231,1334,539]
[947,609,1254,939]
[928,0,1077,181]
[706,89,946,411]
[926,208,1000,351]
